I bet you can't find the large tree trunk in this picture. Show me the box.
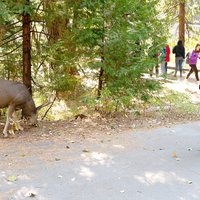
[179,1,185,46]
[22,1,32,95]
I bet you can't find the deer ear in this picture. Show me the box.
[36,102,52,111]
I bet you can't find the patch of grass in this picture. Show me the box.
[148,89,199,116]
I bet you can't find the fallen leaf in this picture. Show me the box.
[82,149,90,153]
[29,193,36,197]
[172,151,177,158]
[7,175,17,182]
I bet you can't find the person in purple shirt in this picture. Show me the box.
[186,43,200,89]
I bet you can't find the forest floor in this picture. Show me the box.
[0,71,200,142]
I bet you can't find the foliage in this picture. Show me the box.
[159,0,200,46]
[73,0,167,108]
[0,0,170,115]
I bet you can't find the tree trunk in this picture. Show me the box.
[179,1,185,46]
[97,65,104,98]
[22,1,32,95]
[97,1,105,98]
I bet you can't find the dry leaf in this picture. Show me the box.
[82,149,90,153]
[172,151,177,158]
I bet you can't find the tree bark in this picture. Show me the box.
[22,1,32,95]
[97,1,105,98]
[179,1,185,46]
[97,65,104,98]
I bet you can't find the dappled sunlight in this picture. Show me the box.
[50,100,71,120]
[79,166,95,181]
[112,144,125,149]
[134,171,188,186]
[0,171,6,187]
[17,174,31,181]
[164,78,200,94]
[1,172,31,184]
[79,151,114,181]
[165,80,191,93]
[164,79,200,104]
[11,186,47,200]
[81,151,114,167]
[0,172,47,200]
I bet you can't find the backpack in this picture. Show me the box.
[159,48,166,62]
[188,50,198,64]
[185,52,190,64]
[186,50,196,64]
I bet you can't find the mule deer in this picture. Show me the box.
[0,79,47,137]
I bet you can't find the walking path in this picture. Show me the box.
[0,121,200,200]
[164,74,200,104]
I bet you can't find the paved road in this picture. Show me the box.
[1,121,200,200]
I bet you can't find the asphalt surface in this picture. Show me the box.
[1,121,200,200]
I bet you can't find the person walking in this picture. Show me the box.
[172,40,185,77]
[165,44,170,73]
[186,43,200,89]
[159,47,166,75]
[149,52,159,77]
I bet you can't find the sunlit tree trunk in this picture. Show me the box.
[179,1,185,46]
[22,0,32,95]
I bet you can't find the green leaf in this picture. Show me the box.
[7,175,17,182]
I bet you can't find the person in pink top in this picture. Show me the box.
[186,43,200,89]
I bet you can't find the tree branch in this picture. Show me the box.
[31,30,50,37]
[42,95,57,120]
[31,20,45,23]
[31,77,44,89]
[0,44,22,57]
[1,20,22,28]
[35,55,48,73]
[2,29,22,42]
[0,35,22,47]
[35,1,43,14]
[0,59,18,62]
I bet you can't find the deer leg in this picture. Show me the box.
[3,105,15,137]
[12,112,24,131]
